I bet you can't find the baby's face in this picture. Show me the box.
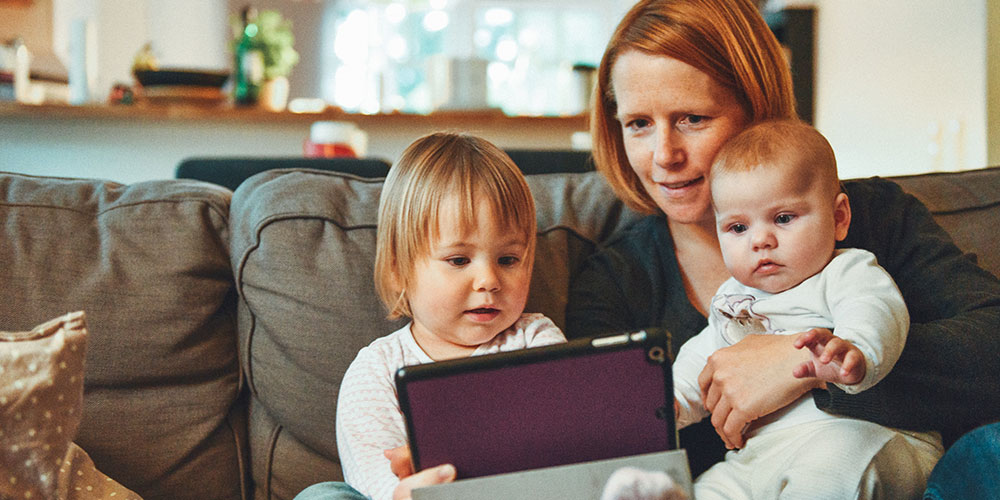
[712,165,847,293]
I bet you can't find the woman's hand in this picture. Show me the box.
[697,332,826,449]
[385,446,456,500]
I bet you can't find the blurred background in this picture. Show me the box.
[1,0,998,184]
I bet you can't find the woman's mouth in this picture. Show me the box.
[657,176,704,193]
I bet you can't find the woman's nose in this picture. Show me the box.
[653,128,684,169]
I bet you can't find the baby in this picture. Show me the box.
[673,119,943,499]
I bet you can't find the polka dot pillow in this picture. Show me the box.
[1,311,142,500]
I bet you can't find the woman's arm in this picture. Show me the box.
[824,179,1000,442]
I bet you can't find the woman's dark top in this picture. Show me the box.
[566,177,1000,477]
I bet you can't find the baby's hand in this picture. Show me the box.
[792,328,865,386]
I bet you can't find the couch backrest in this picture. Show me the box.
[888,166,1000,278]
[0,172,245,500]
[229,169,640,500]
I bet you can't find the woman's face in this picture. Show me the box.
[611,51,749,225]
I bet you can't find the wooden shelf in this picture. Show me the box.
[0,101,590,129]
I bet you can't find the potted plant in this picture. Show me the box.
[231,7,299,110]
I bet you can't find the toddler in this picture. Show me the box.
[673,120,943,499]
[335,132,566,500]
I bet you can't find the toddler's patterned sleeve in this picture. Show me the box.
[336,349,408,500]
[522,314,568,348]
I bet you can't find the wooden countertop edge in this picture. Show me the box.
[0,101,591,128]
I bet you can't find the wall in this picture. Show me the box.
[812,0,988,178]
[0,0,52,53]
[989,0,1000,165]
[0,111,587,185]
[1,0,996,184]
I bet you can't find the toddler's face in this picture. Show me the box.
[407,196,532,360]
[713,165,848,293]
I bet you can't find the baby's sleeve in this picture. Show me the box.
[672,325,715,429]
[823,249,910,394]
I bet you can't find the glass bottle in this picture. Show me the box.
[234,6,264,105]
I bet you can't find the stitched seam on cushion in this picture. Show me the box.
[233,213,376,399]
[228,403,251,500]
[265,423,282,500]
[926,200,1000,216]
[537,224,601,246]
[0,198,232,224]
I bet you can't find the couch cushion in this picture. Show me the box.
[0,172,245,500]
[229,169,639,499]
[887,166,1000,278]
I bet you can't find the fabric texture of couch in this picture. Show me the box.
[1,165,997,500]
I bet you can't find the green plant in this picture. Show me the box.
[231,9,300,80]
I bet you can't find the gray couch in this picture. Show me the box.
[1,165,998,500]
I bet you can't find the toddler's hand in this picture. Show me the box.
[792,328,865,386]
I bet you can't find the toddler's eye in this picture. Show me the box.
[775,214,795,224]
[447,257,470,266]
[499,256,520,266]
[729,223,748,234]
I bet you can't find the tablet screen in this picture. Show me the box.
[396,329,675,479]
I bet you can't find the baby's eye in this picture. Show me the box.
[775,214,795,224]
[498,256,520,267]
[728,223,748,234]
[446,256,470,266]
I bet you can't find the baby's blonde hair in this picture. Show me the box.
[711,119,842,202]
[374,132,536,319]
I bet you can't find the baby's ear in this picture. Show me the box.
[833,192,851,241]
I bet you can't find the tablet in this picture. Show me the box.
[395,328,676,479]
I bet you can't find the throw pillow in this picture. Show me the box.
[0,311,142,499]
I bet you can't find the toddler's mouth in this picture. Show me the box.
[467,307,499,314]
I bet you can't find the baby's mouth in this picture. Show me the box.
[755,260,780,273]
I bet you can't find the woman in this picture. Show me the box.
[567,0,1000,486]
[299,0,1000,497]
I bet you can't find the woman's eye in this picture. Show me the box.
[446,257,470,266]
[775,214,795,224]
[681,115,709,128]
[625,118,650,131]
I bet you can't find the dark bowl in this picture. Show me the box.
[133,69,230,88]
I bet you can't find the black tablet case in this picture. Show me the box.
[396,329,675,479]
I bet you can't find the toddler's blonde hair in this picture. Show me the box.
[374,132,536,319]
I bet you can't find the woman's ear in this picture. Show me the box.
[833,192,851,241]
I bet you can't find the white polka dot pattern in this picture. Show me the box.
[1,311,142,499]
